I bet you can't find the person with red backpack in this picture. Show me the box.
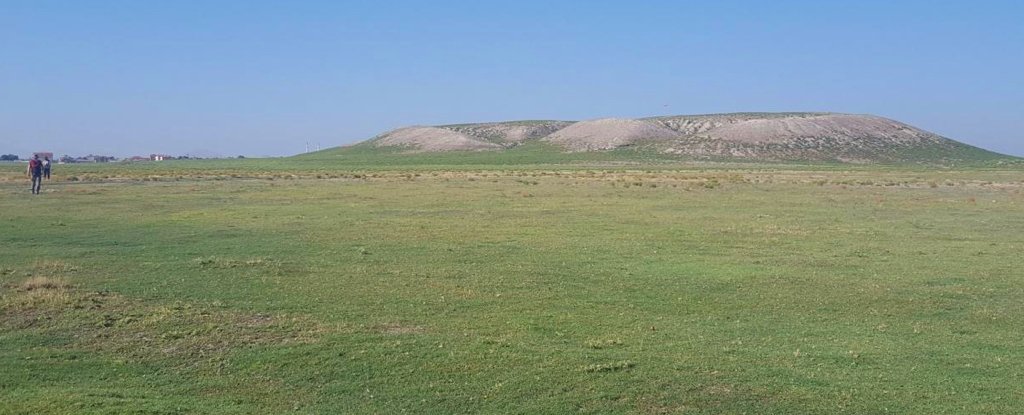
[27,155,43,194]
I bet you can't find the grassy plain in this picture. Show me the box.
[1,158,1023,413]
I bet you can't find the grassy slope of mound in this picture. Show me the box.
[298,139,1015,168]
[294,140,673,166]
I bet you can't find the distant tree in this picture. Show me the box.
[0,154,18,161]
[237,155,245,159]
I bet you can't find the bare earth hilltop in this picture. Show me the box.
[358,112,1007,163]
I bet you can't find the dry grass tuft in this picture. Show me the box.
[193,256,277,269]
[582,360,635,373]
[32,260,79,274]
[374,323,425,335]
[585,338,624,349]
[20,276,71,291]
[2,276,73,311]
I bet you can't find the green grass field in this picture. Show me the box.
[2,159,1023,413]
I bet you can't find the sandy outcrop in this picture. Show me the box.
[372,127,501,151]
[543,118,681,151]
[702,114,943,144]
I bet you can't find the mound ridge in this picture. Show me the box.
[360,112,1006,162]
[648,112,832,136]
[441,120,574,145]
[671,113,943,144]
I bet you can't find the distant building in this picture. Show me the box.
[60,154,116,163]
[150,154,173,161]
[33,152,54,160]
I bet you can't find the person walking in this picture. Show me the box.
[43,157,51,179]
[27,155,43,194]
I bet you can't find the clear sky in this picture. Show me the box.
[2,0,1022,158]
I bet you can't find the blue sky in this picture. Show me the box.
[2,0,1022,157]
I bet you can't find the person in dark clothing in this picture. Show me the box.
[43,157,51,179]
[27,155,42,194]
